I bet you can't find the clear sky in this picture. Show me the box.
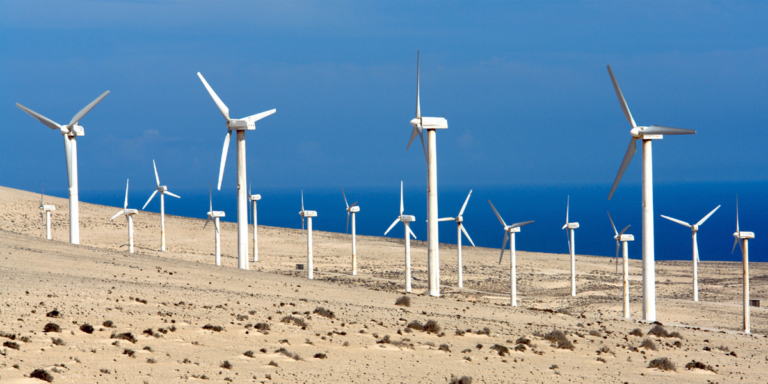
[2,1,767,195]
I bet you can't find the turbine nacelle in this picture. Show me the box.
[225,119,256,131]
[617,234,635,242]
[410,117,448,130]
[250,194,261,201]
[504,226,521,233]
[41,205,56,212]
[64,124,85,137]
[208,211,226,219]
[349,206,360,213]
[124,209,139,215]
[400,215,416,223]
[157,185,168,192]
[300,210,317,218]
[735,231,755,240]
[564,222,580,229]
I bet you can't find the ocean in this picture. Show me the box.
[48,181,767,263]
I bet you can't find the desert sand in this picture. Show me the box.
[1,184,767,383]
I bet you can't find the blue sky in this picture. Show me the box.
[2,1,768,195]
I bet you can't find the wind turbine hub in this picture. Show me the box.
[349,206,360,213]
[505,226,521,233]
[410,118,420,127]
[158,186,168,192]
[630,127,641,138]
[226,120,255,131]
[456,216,463,223]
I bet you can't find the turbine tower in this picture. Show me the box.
[205,181,226,266]
[406,51,448,297]
[197,72,275,270]
[16,91,110,245]
[298,191,317,280]
[660,205,720,302]
[39,184,55,241]
[142,160,181,252]
[562,195,580,296]
[110,179,139,254]
[489,200,533,307]
[606,65,696,321]
[249,183,261,263]
[385,182,417,293]
[608,211,633,319]
[342,188,360,276]
[731,196,754,333]
[437,190,475,288]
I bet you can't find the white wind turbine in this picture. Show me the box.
[249,183,261,263]
[39,184,56,240]
[342,188,360,276]
[298,190,317,280]
[197,72,276,270]
[437,190,474,288]
[384,182,417,293]
[17,91,110,245]
[605,65,696,321]
[660,205,720,302]
[142,160,181,252]
[204,181,226,266]
[608,211,633,319]
[562,195,580,297]
[731,196,754,333]
[110,179,139,254]
[488,200,533,307]
[406,51,448,297]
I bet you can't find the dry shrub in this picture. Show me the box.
[79,324,94,334]
[313,307,335,319]
[51,338,65,346]
[314,353,327,359]
[280,316,308,329]
[514,344,526,352]
[395,296,411,307]
[424,320,441,334]
[449,374,473,384]
[475,327,491,336]
[3,341,20,350]
[543,330,574,350]
[455,329,465,336]
[43,323,60,333]
[596,357,607,363]
[268,360,278,367]
[515,337,531,345]
[111,332,137,343]
[629,328,644,337]
[490,344,509,356]
[438,344,451,352]
[648,357,675,371]
[589,330,602,337]
[202,324,224,332]
[146,358,156,364]
[123,348,135,357]
[102,320,114,328]
[596,346,612,355]
[46,309,61,318]
[276,348,302,361]
[640,339,657,351]
[244,350,255,358]
[407,321,424,331]
[220,360,232,369]
[647,325,681,339]
[30,369,54,382]
[254,323,270,332]
[685,360,717,373]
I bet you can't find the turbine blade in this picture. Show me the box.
[350,202,358,208]
[110,210,124,221]
[243,109,276,123]
[566,226,571,254]
[68,91,110,127]
[16,103,62,130]
[607,65,636,128]
[499,232,509,265]
[301,190,305,212]
[346,212,350,234]
[416,50,421,119]
[153,159,160,187]
[565,195,569,226]
[249,182,251,198]
[695,205,721,227]
[438,217,454,222]
[217,131,231,190]
[204,216,210,230]
[40,183,44,206]
[124,179,130,210]
[736,195,739,233]
[384,217,400,235]
[408,225,417,240]
[642,125,696,135]
[209,180,213,212]
[302,215,305,231]
[732,237,739,254]
[407,126,420,151]
[509,220,534,229]
[608,137,637,200]
[461,224,475,246]
[615,240,620,274]
[197,72,230,121]
[400,181,404,216]
[694,237,700,263]
[165,191,181,199]
[342,187,349,208]
[142,190,158,210]
[607,211,618,236]
[488,200,506,227]
[459,190,472,216]
[619,225,630,236]
[660,215,691,228]
[418,127,427,162]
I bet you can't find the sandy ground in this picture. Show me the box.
[1,185,767,383]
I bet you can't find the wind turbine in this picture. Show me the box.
[249,183,261,263]
[298,190,317,280]
[384,182,417,293]
[437,190,474,288]
[605,65,696,321]
[406,51,448,297]
[562,195,580,296]
[660,205,720,302]
[142,160,181,252]
[488,200,533,307]
[197,72,275,270]
[342,188,360,276]
[608,211,633,319]
[16,91,110,245]
[205,181,226,266]
[39,184,55,240]
[110,179,139,254]
[731,196,754,333]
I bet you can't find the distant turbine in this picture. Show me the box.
[660,205,720,302]
[298,190,317,279]
[342,188,360,276]
[39,184,55,240]
[17,91,110,244]
[110,179,139,254]
[606,65,696,322]
[562,195,580,296]
[437,190,474,288]
[608,211,633,319]
[384,182,417,293]
[204,181,226,266]
[406,51,449,297]
[249,183,261,263]
[489,200,533,307]
[142,160,181,252]
[197,72,275,270]
[731,196,754,333]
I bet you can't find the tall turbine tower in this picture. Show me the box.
[342,188,360,276]
[605,65,696,321]
[16,91,110,244]
[731,196,754,333]
[249,184,261,263]
[406,51,448,297]
[489,200,533,307]
[384,182,417,293]
[205,181,226,266]
[298,191,317,279]
[110,179,139,254]
[438,190,475,288]
[608,211,633,318]
[197,72,275,270]
[142,160,181,252]
[660,205,720,302]
[562,195,580,296]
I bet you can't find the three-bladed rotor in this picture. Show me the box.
[438,190,475,246]
[661,205,720,262]
[406,51,448,162]
[341,187,359,234]
[298,190,317,231]
[142,160,181,210]
[384,182,417,239]
[732,196,755,255]
[16,91,110,138]
[488,200,534,264]
[561,195,580,253]
[110,179,138,221]
[607,211,632,273]
[205,180,225,233]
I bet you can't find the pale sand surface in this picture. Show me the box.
[1,185,767,383]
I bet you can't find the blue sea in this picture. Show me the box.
[47,181,767,263]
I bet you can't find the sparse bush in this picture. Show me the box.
[438,344,451,352]
[244,350,255,358]
[254,323,270,332]
[647,325,677,338]
[395,296,411,307]
[455,329,465,336]
[146,358,156,364]
[123,349,135,357]
[597,357,607,363]
[143,346,152,351]
[314,353,327,359]
[30,368,54,382]
[515,337,531,345]
[220,360,232,369]
[543,330,567,343]
[3,341,20,350]
[51,338,65,346]
[685,360,717,373]
[202,324,224,332]
[589,330,602,337]
[475,327,490,336]
[514,344,526,352]
[79,324,94,334]
[424,320,441,334]
[490,344,509,356]
[46,309,61,318]
[111,332,137,343]
[549,364,559,370]
[640,339,657,351]
[648,357,675,371]
[275,347,302,361]
[596,346,612,355]
[19,336,31,343]
[102,320,114,328]
[268,360,278,367]
[313,307,335,319]
[629,328,644,337]
[556,339,575,350]
[44,323,61,333]
[407,321,424,331]
[449,375,472,384]
[280,316,308,330]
